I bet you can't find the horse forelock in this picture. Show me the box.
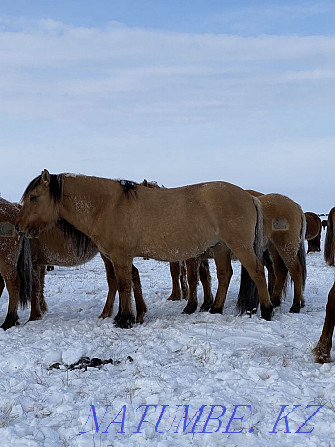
[21,173,63,203]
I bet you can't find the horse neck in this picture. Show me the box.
[59,175,118,236]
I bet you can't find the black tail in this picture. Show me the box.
[236,197,263,314]
[17,236,33,309]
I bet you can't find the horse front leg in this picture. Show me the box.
[313,282,335,363]
[112,256,135,328]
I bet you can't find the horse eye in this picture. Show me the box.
[30,194,38,202]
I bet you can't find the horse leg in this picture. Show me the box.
[274,243,304,313]
[131,264,147,324]
[267,245,288,308]
[1,270,20,330]
[0,273,5,298]
[180,261,189,300]
[199,258,214,311]
[209,244,233,314]
[182,257,199,314]
[29,264,47,321]
[112,255,135,328]
[99,254,118,319]
[167,262,183,301]
[313,281,335,363]
[235,248,273,320]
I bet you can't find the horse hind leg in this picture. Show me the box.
[1,274,20,330]
[209,244,232,314]
[0,273,5,298]
[267,245,288,308]
[235,249,273,320]
[179,261,189,300]
[99,254,118,319]
[199,258,214,311]
[29,264,47,321]
[167,262,183,301]
[182,257,200,314]
[131,264,147,324]
[313,281,335,363]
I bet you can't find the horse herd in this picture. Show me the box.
[0,170,334,364]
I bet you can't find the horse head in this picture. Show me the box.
[15,169,62,238]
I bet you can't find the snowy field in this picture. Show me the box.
[0,230,334,447]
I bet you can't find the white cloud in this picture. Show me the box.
[0,18,334,212]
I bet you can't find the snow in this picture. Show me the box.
[0,231,334,446]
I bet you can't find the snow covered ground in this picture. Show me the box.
[0,230,334,447]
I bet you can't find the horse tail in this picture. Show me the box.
[298,210,307,289]
[324,207,335,266]
[236,197,263,314]
[17,236,33,309]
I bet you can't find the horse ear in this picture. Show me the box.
[41,169,50,187]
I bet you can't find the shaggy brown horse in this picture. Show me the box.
[0,198,145,330]
[0,198,32,330]
[237,192,307,314]
[313,207,335,363]
[16,170,274,328]
[305,212,322,253]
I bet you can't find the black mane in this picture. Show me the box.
[120,179,138,197]
[22,173,63,202]
[57,218,92,258]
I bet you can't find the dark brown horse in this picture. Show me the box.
[1,198,146,330]
[313,207,335,363]
[305,212,322,253]
[16,170,274,328]
[0,198,33,329]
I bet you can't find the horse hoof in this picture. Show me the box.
[271,296,281,308]
[1,316,19,331]
[289,303,301,313]
[199,300,214,312]
[209,307,223,314]
[260,305,273,321]
[312,345,331,364]
[182,304,197,314]
[167,295,182,301]
[114,312,135,329]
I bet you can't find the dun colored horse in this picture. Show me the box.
[305,212,322,253]
[237,192,307,314]
[313,207,335,363]
[16,170,274,328]
[1,198,145,330]
[168,190,306,316]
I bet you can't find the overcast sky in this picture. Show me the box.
[1,0,334,212]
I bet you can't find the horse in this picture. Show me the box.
[140,180,214,306]
[237,192,306,314]
[0,198,33,330]
[0,198,146,330]
[313,207,335,363]
[16,170,274,328]
[322,219,328,230]
[305,212,322,253]
[168,190,306,315]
